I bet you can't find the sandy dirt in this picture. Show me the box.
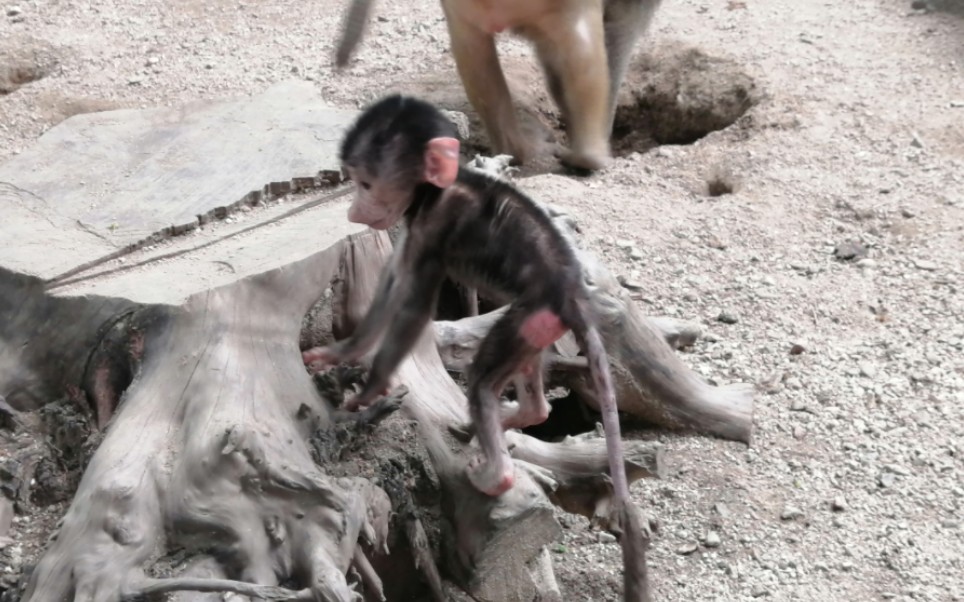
[1,0,963,600]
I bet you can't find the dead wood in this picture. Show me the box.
[16,239,398,602]
[432,241,755,444]
[326,230,666,601]
[0,222,667,602]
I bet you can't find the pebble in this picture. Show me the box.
[940,519,959,529]
[789,343,806,355]
[676,542,699,555]
[6,5,20,16]
[884,464,910,477]
[751,586,771,598]
[705,235,727,250]
[858,361,876,379]
[0,497,13,538]
[717,311,739,325]
[781,506,804,521]
[597,532,617,544]
[913,259,938,271]
[877,472,896,488]
[617,274,644,291]
[910,132,926,148]
[833,241,867,261]
[900,207,917,218]
[615,239,633,249]
[831,495,847,512]
[951,100,964,108]
[629,247,644,261]
[703,531,722,548]
[793,425,806,439]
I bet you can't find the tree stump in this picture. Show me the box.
[0,83,683,602]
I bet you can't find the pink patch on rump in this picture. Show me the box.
[519,308,567,349]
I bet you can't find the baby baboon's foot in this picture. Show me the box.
[500,402,550,430]
[466,453,515,497]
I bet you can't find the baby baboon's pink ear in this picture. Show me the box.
[424,137,460,188]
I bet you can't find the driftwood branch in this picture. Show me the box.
[329,230,667,601]
[433,247,755,443]
[126,578,314,601]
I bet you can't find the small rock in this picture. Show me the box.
[703,531,722,548]
[781,506,804,521]
[940,519,959,529]
[913,259,938,271]
[950,100,964,108]
[831,495,847,512]
[792,425,806,439]
[858,361,877,379]
[856,258,877,269]
[0,497,13,538]
[597,532,617,544]
[885,464,910,476]
[910,132,925,148]
[789,399,809,412]
[717,311,739,325]
[205,62,215,69]
[615,239,633,249]
[629,247,644,261]
[128,77,143,86]
[705,235,728,250]
[900,207,917,218]
[751,586,771,598]
[617,274,644,291]
[833,241,868,261]
[713,502,730,518]
[789,343,806,355]
[146,56,159,66]
[6,5,21,16]
[877,472,896,488]
[676,542,699,555]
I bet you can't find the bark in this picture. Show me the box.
[433,223,755,444]
[5,229,665,602]
[324,231,665,601]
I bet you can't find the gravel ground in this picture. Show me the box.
[2,0,963,600]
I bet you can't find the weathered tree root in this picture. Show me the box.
[124,577,314,601]
[433,259,755,443]
[329,231,667,601]
[435,198,754,444]
[506,429,663,525]
[380,457,447,602]
[19,243,396,602]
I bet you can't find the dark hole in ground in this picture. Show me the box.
[401,48,758,175]
[612,46,760,156]
[0,44,59,95]
[521,389,598,440]
[705,165,739,197]
[706,176,734,197]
